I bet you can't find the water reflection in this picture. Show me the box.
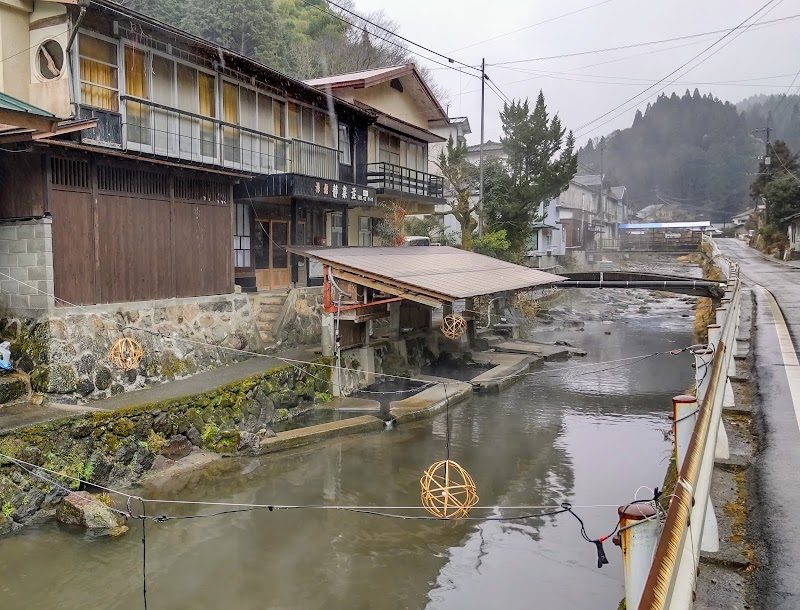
[0,290,693,610]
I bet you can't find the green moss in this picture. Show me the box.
[207,430,239,454]
[276,408,289,419]
[314,392,333,404]
[29,366,49,393]
[201,422,218,446]
[2,502,12,517]
[144,429,166,454]
[111,418,134,437]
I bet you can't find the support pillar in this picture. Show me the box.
[388,301,401,341]
[615,503,660,610]
[694,346,714,403]
[707,324,729,460]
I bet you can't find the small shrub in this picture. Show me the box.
[2,502,13,517]
[145,429,166,454]
[314,392,333,404]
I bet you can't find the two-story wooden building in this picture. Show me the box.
[304,65,448,246]
[1,0,430,309]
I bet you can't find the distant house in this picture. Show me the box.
[465,140,506,165]
[428,116,471,241]
[786,211,800,257]
[305,64,450,246]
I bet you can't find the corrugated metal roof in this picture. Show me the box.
[0,92,56,119]
[619,221,711,230]
[290,246,564,301]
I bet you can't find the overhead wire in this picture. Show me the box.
[573,0,782,138]
[487,12,800,66]
[450,0,615,53]
[294,0,481,77]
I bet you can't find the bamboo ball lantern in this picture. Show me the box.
[420,459,479,519]
[108,337,144,370]
[440,314,468,340]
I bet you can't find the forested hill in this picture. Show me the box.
[578,90,761,221]
[122,0,418,80]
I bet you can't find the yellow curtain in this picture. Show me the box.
[198,73,215,117]
[222,82,239,123]
[79,35,118,111]
[124,47,147,98]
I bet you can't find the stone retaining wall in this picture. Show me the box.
[0,360,332,534]
[0,292,263,401]
[0,218,54,314]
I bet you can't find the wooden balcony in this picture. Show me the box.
[366,162,444,202]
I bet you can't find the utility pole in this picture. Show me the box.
[599,139,605,250]
[478,58,485,238]
[751,121,772,220]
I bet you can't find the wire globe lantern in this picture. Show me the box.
[440,314,468,340]
[108,337,144,371]
[420,459,479,519]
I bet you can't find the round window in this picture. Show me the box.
[36,40,64,80]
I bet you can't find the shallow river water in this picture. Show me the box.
[0,289,695,610]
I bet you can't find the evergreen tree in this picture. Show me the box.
[435,136,479,250]
[484,92,577,255]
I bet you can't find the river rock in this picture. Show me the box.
[161,435,192,460]
[56,492,128,537]
[237,431,259,453]
[186,426,202,447]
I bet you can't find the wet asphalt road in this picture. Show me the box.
[716,239,800,609]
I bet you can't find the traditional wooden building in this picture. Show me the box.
[0,0,389,310]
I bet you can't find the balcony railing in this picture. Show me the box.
[291,139,339,180]
[366,162,444,199]
[114,97,337,180]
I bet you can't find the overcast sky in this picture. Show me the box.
[351,0,800,146]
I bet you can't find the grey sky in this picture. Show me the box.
[352,0,800,146]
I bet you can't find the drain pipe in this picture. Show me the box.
[327,267,351,394]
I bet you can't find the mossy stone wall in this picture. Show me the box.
[0,361,332,533]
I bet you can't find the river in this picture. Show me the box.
[0,287,695,610]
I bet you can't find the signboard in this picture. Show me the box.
[294,175,376,205]
[308,259,323,279]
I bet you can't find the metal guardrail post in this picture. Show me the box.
[707,324,729,461]
[616,503,662,610]
[673,394,698,468]
[694,346,714,403]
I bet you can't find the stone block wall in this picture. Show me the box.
[0,292,264,400]
[0,360,332,534]
[0,218,54,314]
[268,286,325,348]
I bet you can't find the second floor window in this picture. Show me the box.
[79,34,119,111]
[288,102,336,148]
[339,124,351,166]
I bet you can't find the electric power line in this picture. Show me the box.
[487,12,800,66]
[451,0,615,53]
[573,0,782,138]
[295,0,482,78]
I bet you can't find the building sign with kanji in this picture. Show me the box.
[294,175,376,204]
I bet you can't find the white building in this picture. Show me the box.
[429,116,472,241]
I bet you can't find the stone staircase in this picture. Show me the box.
[250,291,290,345]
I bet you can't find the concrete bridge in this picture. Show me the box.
[555,271,726,298]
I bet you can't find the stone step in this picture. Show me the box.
[257,312,279,323]
[258,304,284,314]
[256,296,287,307]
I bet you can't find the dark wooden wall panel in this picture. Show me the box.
[50,190,95,305]
[96,194,173,303]
[173,201,232,298]
[0,152,46,219]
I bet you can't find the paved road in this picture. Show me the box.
[716,239,800,609]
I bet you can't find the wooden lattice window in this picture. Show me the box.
[97,165,169,198]
[50,157,90,190]
[174,176,229,204]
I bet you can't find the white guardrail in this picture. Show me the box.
[620,235,741,610]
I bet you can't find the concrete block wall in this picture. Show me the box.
[0,218,55,314]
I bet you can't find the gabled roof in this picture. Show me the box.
[0,92,59,132]
[466,140,504,153]
[610,186,626,200]
[572,174,602,187]
[304,64,448,123]
[351,101,445,143]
